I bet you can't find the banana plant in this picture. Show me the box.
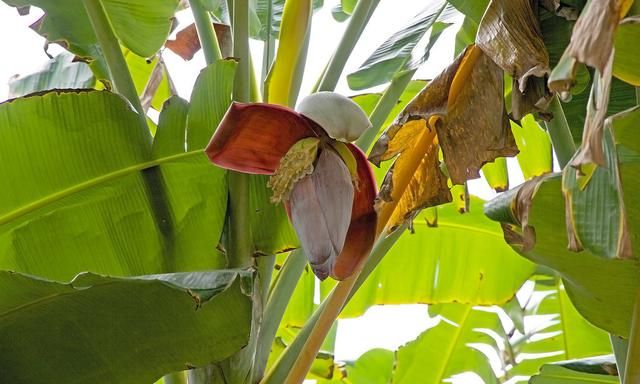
[2,0,640,383]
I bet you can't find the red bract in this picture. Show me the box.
[206,96,377,280]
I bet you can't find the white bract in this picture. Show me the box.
[296,92,372,142]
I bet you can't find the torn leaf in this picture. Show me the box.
[484,176,550,252]
[563,110,632,258]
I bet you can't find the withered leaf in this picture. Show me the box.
[485,176,550,252]
[376,121,451,230]
[476,0,551,119]
[441,47,518,183]
[571,53,614,168]
[370,45,517,231]
[166,22,232,60]
[548,0,632,94]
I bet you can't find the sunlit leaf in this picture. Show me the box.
[530,355,619,383]
[8,52,95,98]
[482,158,509,192]
[393,304,500,383]
[4,0,178,60]
[346,2,451,90]
[613,16,640,86]
[0,88,231,280]
[447,0,489,56]
[511,115,553,180]
[321,198,535,318]
[510,277,613,377]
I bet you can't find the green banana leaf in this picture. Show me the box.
[0,269,253,384]
[393,304,501,383]
[530,355,619,383]
[485,174,640,337]
[8,52,95,98]
[614,17,640,86]
[255,0,324,40]
[538,7,636,143]
[320,197,535,318]
[0,75,232,280]
[3,0,178,59]
[351,79,428,132]
[511,115,553,180]
[510,277,612,377]
[346,2,453,90]
[124,50,172,112]
[447,0,489,56]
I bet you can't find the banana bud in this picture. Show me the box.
[296,92,371,142]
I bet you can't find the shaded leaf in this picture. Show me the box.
[548,0,630,95]
[563,123,630,257]
[570,54,614,168]
[0,269,253,384]
[254,0,323,41]
[187,59,237,150]
[485,174,640,337]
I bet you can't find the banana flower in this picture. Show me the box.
[206,92,377,280]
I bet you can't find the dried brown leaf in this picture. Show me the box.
[166,22,232,60]
[440,47,518,183]
[476,0,551,118]
[548,0,632,94]
[376,125,451,230]
[370,45,517,230]
[571,53,614,168]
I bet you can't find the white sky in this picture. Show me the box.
[0,1,537,382]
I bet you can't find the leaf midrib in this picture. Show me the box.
[419,221,503,238]
[0,150,203,226]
